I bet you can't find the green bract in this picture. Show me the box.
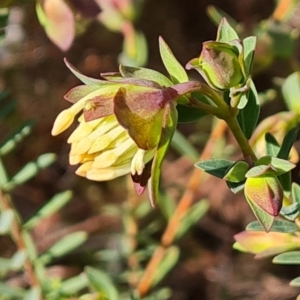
[188,41,245,91]
[244,174,283,217]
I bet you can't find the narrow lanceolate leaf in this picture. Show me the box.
[243,36,257,75]
[37,232,87,265]
[290,276,300,287]
[216,17,239,42]
[246,219,298,233]
[119,65,173,87]
[64,58,104,85]
[60,273,89,295]
[85,267,119,299]
[0,209,14,234]
[195,159,235,179]
[273,251,300,264]
[206,5,238,28]
[2,153,56,191]
[265,133,280,157]
[0,282,25,298]
[151,246,180,288]
[148,104,178,206]
[24,287,41,300]
[0,121,34,156]
[277,126,299,160]
[175,200,209,240]
[24,191,73,230]
[159,36,189,83]
[292,183,300,204]
[282,72,300,114]
[237,81,260,139]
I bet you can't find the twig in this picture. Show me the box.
[137,119,228,296]
[0,190,40,289]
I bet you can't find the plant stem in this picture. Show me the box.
[0,157,41,292]
[225,115,257,165]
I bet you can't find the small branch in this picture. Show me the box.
[137,119,228,296]
[0,190,40,289]
[225,115,257,165]
[0,157,41,292]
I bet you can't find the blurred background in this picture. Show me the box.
[1,0,300,299]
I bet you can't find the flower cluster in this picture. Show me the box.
[52,59,200,204]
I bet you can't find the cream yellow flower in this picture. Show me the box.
[52,59,201,202]
[52,107,156,185]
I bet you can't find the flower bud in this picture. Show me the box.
[244,174,283,216]
[187,41,245,91]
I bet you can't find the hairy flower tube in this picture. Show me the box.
[52,60,202,203]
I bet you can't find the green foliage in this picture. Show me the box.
[2,2,300,299]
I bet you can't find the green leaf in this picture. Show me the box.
[148,104,177,206]
[245,165,270,178]
[0,8,8,40]
[64,58,104,85]
[292,183,300,204]
[290,276,300,287]
[171,129,198,161]
[10,250,27,271]
[0,209,14,234]
[176,200,209,240]
[277,126,299,160]
[85,267,119,299]
[60,273,89,295]
[23,191,73,230]
[177,104,207,123]
[282,72,300,114]
[280,203,299,221]
[246,219,298,233]
[267,20,296,59]
[24,287,41,300]
[119,29,148,67]
[151,246,180,288]
[138,288,172,300]
[243,36,257,75]
[273,251,300,264]
[159,36,189,83]
[223,160,249,182]
[119,65,172,87]
[156,192,176,220]
[2,153,56,191]
[246,197,275,232]
[37,231,87,265]
[0,121,34,156]
[195,158,235,179]
[237,81,260,139]
[265,133,280,157]
[255,156,295,175]
[0,257,12,275]
[0,282,25,298]
[226,180,245,193]
[216,17,239,42]
[206,5,238,28]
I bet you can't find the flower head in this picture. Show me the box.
[52,59,201,204]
